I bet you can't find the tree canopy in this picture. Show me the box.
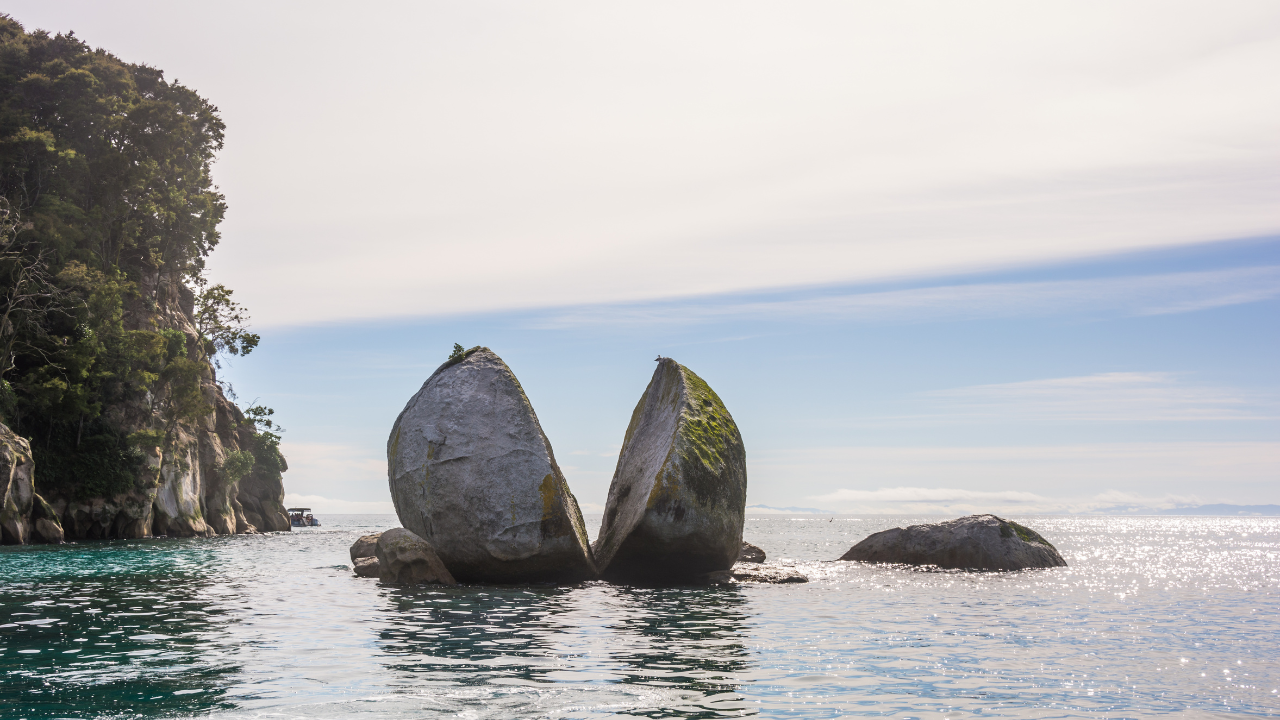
[0,16,259,498]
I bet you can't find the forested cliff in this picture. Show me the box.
[0,16,289,543]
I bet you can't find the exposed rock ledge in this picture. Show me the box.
[704,562,808,584]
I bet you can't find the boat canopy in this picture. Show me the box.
[286,508,311,513]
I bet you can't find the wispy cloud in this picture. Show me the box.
[802,486,1209,515]
[282,494,395,514]
[918,372,1276,423]
[812,487,1051,505]
[751,442,1280,510]
[279,442,387,484]
[530,266,1280,329]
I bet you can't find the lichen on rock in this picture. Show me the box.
[387,347,594,583]
[594,358,747,585]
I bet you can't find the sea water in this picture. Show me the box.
[1,515,1277,719]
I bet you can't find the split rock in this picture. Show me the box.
[387,347,594,583]
[839,514,1067,571]
[594,358,747,584]
[375,528,456,585]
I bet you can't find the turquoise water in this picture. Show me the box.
[2,515,1277,718]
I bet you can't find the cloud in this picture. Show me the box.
[751,442,1280,510]
[137,1,1280,327]
[282,494,395,514]
[812,487,1051,505]
[917,372,1276,423]
[279,442,386,477]
[802,486,1211,514]
[531,266,1280,329]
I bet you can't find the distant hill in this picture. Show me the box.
[1158,504,1280,516]
[745,504,828,514]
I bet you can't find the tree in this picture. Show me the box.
[0,199,65,383]
[195,283,259,367]
[0,16,258,497]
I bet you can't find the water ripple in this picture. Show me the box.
[2,515,1277,718]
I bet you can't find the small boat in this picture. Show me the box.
[287,507,321,527]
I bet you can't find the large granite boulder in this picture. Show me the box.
[387,347,594,583]
[839,514,1066,571]
[375,528,456,585]
[594,358,747,584]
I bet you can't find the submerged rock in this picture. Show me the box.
[387,347,594,583]
[353,556,380,578]
[839,514,1067,571]
[350,532,382,562]
[375,528,456,585]
[738,541,766,563]
[731,563,807,583]
[701,563,808,584]
[594,358,747,585]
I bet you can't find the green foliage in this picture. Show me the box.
[220,448,255,484]
[242,404,284,480]
[195,283,258,366]
[448,343,465,361]
[31,417,143,500]
[0,17,257,499]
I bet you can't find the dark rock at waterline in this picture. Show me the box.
[839,514,1066,571]
[375,528,456,585]
[353,556,380,578]
[387,347,594,583]
[350,532,381,562]
[738,541,765,563]
[594,358,747,585]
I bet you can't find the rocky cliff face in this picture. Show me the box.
[1,271,289,544]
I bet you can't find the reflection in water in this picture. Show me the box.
[606,586,751,714]
[0,539,240,718]
[372,583,754,717]
[2,515,1279,718]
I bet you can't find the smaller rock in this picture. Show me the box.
[353,556,380,578]
[376,528,457,585]
[839,514,1066,571]
[31,494,64,544]
[350,532,382,562]
[738,541,765,563]
[34,518,64,544]
[730,563,807,584]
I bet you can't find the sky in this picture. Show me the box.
[9,1,1279,515]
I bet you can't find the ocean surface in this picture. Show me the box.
[2,514,1277,719]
